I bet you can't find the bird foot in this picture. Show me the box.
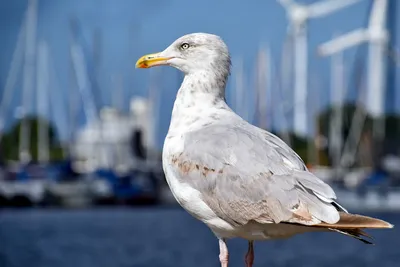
[245,241,254,267]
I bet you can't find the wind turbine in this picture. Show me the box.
[318,0,389,140]
[277,0,363,137]
[329,45,346,175]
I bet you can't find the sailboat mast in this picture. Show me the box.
[36,40,49,164]
[19,0,38,163]
[111,74,124,110]
[147,69,161,164]
[307,72,320,166]
[0,14,26,140]
[279,32,293,147]
[256,45,268,130]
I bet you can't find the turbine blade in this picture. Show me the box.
[308,0,362,18]
[318,29,368,56]
[277,0,294,9]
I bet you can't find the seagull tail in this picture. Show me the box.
[314,212,394,245]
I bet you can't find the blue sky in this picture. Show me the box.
[0,0,398,147]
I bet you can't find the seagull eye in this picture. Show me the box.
[180,43,190,50]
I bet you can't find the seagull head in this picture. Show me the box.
[136,33,231,77]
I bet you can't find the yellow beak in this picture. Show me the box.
[135,52,171,68]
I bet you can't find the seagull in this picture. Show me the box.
[136,33,393,267]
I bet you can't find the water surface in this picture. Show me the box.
[0,208,398,267]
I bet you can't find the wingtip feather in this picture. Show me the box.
[317,212,394,229]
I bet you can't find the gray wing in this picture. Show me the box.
[168,123,341,227]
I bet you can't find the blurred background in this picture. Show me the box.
[0,0,399,266]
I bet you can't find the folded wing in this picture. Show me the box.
[169,123,341,227]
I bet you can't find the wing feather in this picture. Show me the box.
[168,123,340,227]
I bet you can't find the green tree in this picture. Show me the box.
[316,103,400,168]
[317,103,372,140]
[0,116,64,161]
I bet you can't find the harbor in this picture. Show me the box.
[0,0,171,208]
[1,0,399,213]
[0,1,400,266]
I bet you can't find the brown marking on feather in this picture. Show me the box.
[170,153,223,177]
[291,202,313,221]
[202,166,217,177]
[170,153,195,174]
[177,161,195,174]
[258,171,273,178]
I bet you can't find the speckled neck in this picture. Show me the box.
[171,70,228,113]
[176,70,227,107]
[168,70,229,134]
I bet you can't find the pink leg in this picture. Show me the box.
[219,238,229,267]
[245,241,254,267]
